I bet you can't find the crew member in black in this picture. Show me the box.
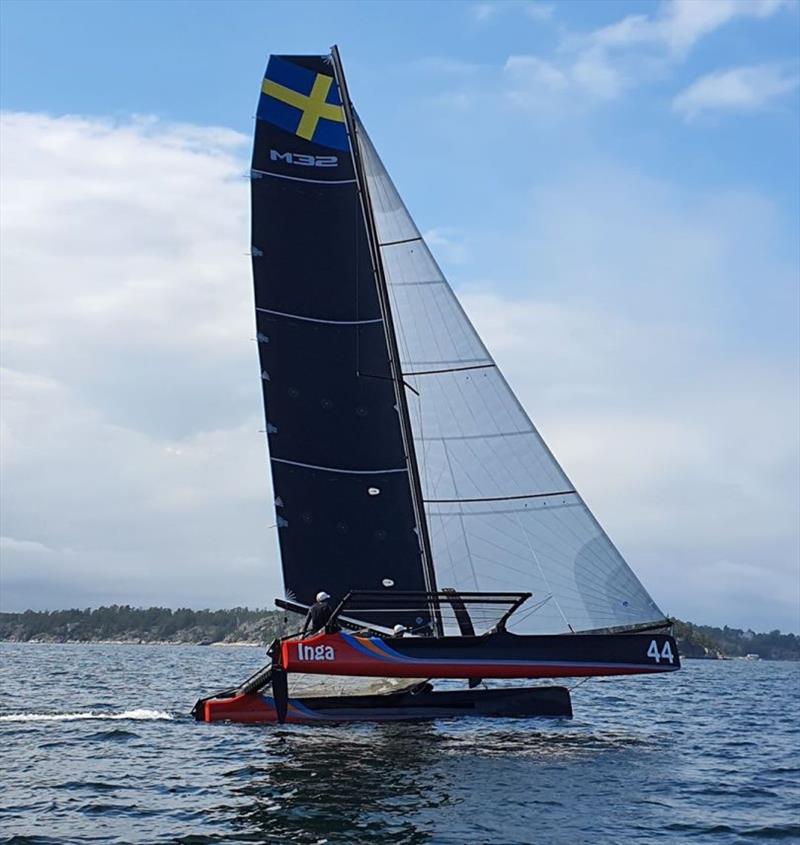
[301,591,333,637]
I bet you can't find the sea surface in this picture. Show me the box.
[1,643,797,845]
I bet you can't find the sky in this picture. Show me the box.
[0,0,798,632]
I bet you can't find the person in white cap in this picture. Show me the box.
[392,624,407,638]
[301,590,333,637]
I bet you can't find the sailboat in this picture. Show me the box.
[193,47,679,725]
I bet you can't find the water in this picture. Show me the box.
[1,644,797,844]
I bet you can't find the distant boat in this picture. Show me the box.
[194,46,679,725]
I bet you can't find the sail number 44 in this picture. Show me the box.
[647,639,674,663]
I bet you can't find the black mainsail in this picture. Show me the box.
[251,54,431,631]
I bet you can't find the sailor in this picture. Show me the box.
[301,591,333,637]
[392,624,407,638]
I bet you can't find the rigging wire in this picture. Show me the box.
[513,512,573,633]
[510,593,555,627]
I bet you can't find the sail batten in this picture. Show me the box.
[270,457,409,475]
[255,307,384,326]
[425,491,577,503]
[251,167,357,186]
[405,364,497,376]
[356,116,666,635]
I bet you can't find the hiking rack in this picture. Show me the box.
[330,590,532,636]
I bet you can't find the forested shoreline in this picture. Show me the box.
[0,607,288,646]
[0,606,797,660]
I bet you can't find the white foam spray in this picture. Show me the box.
[0,709,174,723]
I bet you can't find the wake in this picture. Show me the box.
[0,708,174,723]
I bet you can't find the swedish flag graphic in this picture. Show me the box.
[257,56,348,152]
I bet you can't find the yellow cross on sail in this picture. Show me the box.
[261,74,344,142]
[257,56,349,151]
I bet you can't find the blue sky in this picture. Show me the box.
[2,1,797,208]
[1,0,798,631]
[3,0,797,345]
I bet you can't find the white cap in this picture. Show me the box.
[392,624,406,635]
[316,591,330,602]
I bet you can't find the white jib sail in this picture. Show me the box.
[357,117,666,635]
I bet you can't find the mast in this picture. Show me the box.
[330,45,442,635]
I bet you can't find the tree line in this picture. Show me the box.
[0,606,287,644]
[672,620,798,661]
[0,606,797,659]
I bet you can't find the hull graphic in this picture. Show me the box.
[283,631,681,679]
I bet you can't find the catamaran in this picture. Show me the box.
[193,47,679,725]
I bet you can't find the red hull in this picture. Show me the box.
[197,687,574,723]
[202,693,279,723]
[281,630,680,679]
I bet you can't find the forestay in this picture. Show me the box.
[356,117,666,635]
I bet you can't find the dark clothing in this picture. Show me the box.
[302,601,333,636]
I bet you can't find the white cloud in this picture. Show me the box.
[0,536,60,556]
[1,111,797,633]
[471,1,554,24]
[673,63,800,120]
[500,0,793,109]
[440,0,793,115]
[578,0,793,102]
[588,0,789,57]
[449,164,799,631]
[502,49,626,107]
[421,227,469,265]
[570,47,626,99]
[503,55,570,108]
[470,2,497,23]
[525,1,554,21]
[0,112,280,611]
[504,55,568,91]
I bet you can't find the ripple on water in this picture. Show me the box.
[54,780,121,792]
[737,824,800,840]
[83,728,141,742]
[0,645,798,845]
